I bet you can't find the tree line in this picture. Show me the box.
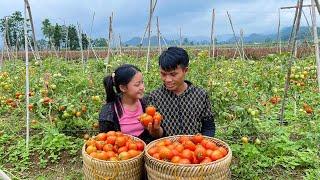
[0,11,108,51]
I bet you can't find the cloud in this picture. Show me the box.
[0,0,318,42]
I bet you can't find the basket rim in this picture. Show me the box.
[82,134,146,164]
[144,135,232,167]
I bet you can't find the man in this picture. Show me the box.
[146,47,215,137]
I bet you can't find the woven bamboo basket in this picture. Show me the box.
[145,135,232,180]
[82,135,146,180]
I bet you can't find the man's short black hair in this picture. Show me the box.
[159,46,189,71]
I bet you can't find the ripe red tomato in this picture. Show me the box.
[152,153,161,160]
[153,112,162,122]
[171,156,181,163]
[159,146,173,160]
[127,142,138,150]
[106,136,116,145]
[103,144,113,152]
[115,136,126,147]
[118,151,130,160]
[175,144,184,153]
[136,141,144,151]
[194,146,206,161]
[183,140,196,151]
[105,151,116,159]
[97,151,109,160]
[141,114,153,127]
[118,146,128,153]
[205,142,218,150]
[95,141,106,150]
[200,157,212,164]
[191,134,204,144]
[128,149,141,158]
[210,150,224,161]
[178,136,190,144]
[217,147,228,157]
[201,139,209,148]
[178,158,191,164]
[148,147,158,156]
[181,149,194,161]
[146,106,156,116]
[86,145,97,154]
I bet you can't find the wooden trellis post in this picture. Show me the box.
[146,0,155,72]
[23,0,30,150]
[277,8,282,54]
[279,0,304,124]
[105,13,113,73]
[77,22,84,67]
[311,0,320,92]
[24,0,40,60]
[156,16,162,55]
[210,9,215,58]
[226,11,242,59]
[179,27,182,47]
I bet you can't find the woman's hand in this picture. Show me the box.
[147,119,163,138]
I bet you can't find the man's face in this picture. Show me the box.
[160,65,188,92]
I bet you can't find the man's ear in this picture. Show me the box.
[183,67,189,73]
[119,85,127,93]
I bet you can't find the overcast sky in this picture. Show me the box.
[0,0,318,41]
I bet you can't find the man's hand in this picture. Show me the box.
[147,119,163,138]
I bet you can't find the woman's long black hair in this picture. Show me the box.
[103,64,141,118]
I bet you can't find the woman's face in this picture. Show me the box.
[121,72,145,99]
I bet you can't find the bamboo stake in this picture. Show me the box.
[28,37,37,60]
[279,0,304,124]
[311,0,320,92]
[87,12,95,60]
[77,22,84,66]
[314,0,320,14]
[179,27,182,47]
[23,0,30,151]
[301,9,313,50]
[240,29,245,60]
[105,13,113,73]
[118,34,122,55]
[226,11,242,59]
[288,0,300,46]
[137,0,158,57]
[24,0,40,60]
[4,17,12,61]
[160,32,168,48]
[64,21,69,60]
[156,16,161,55]
[210,9,215,58]
[0,40,3,70]
[277,8,282,54]
[49,37,59,58]
[146,0,153,71]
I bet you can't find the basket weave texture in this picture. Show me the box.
[82,135,146,180]
[145,135,232,180]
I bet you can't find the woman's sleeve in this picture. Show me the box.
[98,103,116,133]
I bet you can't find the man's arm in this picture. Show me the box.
[201,92,215,137]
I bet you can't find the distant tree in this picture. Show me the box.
[183,38,189,45]
[92,38,107,47]
[53,23,62,49]
[81,33,89,50]
[41,18,54,48]
[67,25,79,50]
[0,11,25,50]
